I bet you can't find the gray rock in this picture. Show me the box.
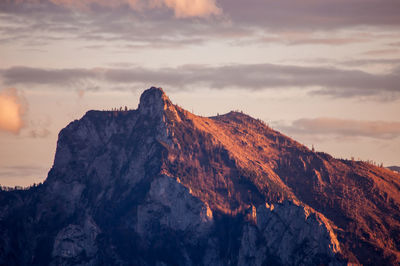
[137,175,213,239]
[52,216,100,266]
[248,200,341,265]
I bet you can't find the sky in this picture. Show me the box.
[0,0,400,187]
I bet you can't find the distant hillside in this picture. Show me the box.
[388,166,400,173]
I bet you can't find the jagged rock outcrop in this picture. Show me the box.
[238,201,341,266]
[51,215,99,266]
[137,175,213,238]
[1,87,400,265]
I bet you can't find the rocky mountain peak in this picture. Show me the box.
[138,86,172,117]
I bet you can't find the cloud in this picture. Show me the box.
[0,87,51,138]
[0,10,233,53]
[27,117,52,138]
[218,0,400,30]
[2,63,400,99]
[0,165,46,179]
[278,117,400,140]
[47,0,141,11]
[13,0,395,28]
[1,0,399,51]
[0,165,47,187]
[363,49,399,56]
[5,0,221,18]
[0,88,26,134]
[254,32,367,46]
[150,0,221,18]
[27,128,51,138]
[76,85,100,98]
[1,67,96,86]
[339,58,400,67]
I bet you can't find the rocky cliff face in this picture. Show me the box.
[1,87,400,265]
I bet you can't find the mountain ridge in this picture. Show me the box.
[388,166,400,173]
[1,87,399,265]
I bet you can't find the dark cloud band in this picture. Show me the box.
[2,64,400,99]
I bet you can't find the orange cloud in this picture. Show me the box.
[47,0,220,17]
[0,88,26,134]
[151,0,221,18]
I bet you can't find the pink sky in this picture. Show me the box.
[0,0,400,186]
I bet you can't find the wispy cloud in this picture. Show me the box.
[0,165,47,187]
[218,0,400,30]
[1,67,96,86]
[2,64,400,99]
[339,58,400,67]
[278,117,400,140]
[254,33,367,46]
[363,49,399,56]
[0,165,46,178]
[26,117,52,138]
[27,128,51,138]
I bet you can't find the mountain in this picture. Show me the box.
[388,166,400,174]
[1,87,400,265]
